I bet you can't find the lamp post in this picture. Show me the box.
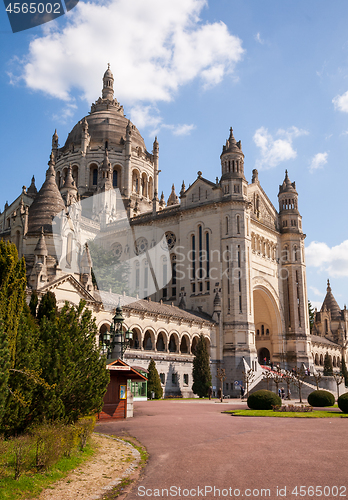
[103,303,133,360]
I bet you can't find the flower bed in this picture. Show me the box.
[272,404,313,412]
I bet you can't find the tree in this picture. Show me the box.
[308,300,315,333]
[292,367,307,403]
[0,241,26,366]
[33,300,110,423]
[192,335,211,398]
[147,358,163,399]
[341,356,348,387]
[323,352,333,376]
[37,291,57,323]
[29,291,38,318]
[0,320,10,423]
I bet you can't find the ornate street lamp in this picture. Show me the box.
[102,303,133,360]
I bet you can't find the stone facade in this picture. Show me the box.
[1,66,347,397]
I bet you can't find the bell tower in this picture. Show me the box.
[278,170,312,368]
[220,127,247,198]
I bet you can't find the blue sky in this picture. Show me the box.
[1,0,348,310]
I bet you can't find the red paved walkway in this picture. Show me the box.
[96,400,348,499]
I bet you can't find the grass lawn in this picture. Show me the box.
[226,409,348,418]
[0,442,95,500]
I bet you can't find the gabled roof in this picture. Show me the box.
[106,358,148,380]
[36,274,96,303]
[183,175,217,195]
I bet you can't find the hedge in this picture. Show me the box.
[307,390,335,407]
[247,390,281,410]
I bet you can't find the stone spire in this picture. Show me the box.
[28,154,65,234]
[102,63,114,100]
[27,175,37,197]
[167,184,179,206]
[61,165,78,206]
[34,227,48,256]
[159,191,166,208]
[321,279,342,320]
[99,149,113,191]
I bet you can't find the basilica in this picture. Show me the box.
[0,66,346,397]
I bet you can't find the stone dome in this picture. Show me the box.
[61,106,147,153]
[28,163,65,234]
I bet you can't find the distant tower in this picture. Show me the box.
[278,170,312,367]
[102,63,114,100]
[220,127,247,198]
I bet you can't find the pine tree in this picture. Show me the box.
[192,334,212,398]
[147,358,163,399]
[35,300,110,422]
[308,300,315,333]
[341,356,348,387]
[323,352,333,376]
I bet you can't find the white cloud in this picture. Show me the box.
[253,126,308,170]
[306,240,348,277]
[163,123,196,136]
[309,286,323,297]
[16,0,244,113]
[254,32,264,44]
[333,90,348,112]
[309,152,328,173]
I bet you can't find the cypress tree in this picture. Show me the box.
[2,305,42,435]
[341,356,348,387]
[0,320,10,423]
[308,300,315,333]
[29,291,39,318]
[0,241,26,366]
[323,352,333,376]
[147,358,163,399]
[37,291,57,323]
[192,334,212,398]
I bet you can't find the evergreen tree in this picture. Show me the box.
[0,320,10,423]
[341,356,348,387]
[34,300,110,422]
[29,291,39,318]
[37,291,57,323]
[147,358,163,399]
[2,305,42,435]
[308,300,315,333]
[0,241,26,366]
[192,334,212,398]
[323,352,333,376]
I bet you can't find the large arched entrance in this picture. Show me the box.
[253,285,283,366]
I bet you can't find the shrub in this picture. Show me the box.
[76,416,96,450]
[31,423,63,471]
[307,390,335,407]
[9,435,33,480]
[60,424,80,458]
[337,392,348,413]
[247,390,281,410]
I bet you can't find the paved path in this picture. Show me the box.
[96,400,348,499]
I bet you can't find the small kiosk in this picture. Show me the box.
[99,359,148,420]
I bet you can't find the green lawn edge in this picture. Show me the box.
[225,409,348,418]
[0,437,97,500]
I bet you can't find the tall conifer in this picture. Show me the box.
[147,358,163,399]
[192,334,212,398]
[323,352,333,376]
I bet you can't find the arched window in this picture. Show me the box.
[198,225,203,279]
[93,168,98,186]
[206,232,210,277]
[226,216,229,235]
[236,215,240,234]
[113,170,118,188]
[191,235,196,280]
